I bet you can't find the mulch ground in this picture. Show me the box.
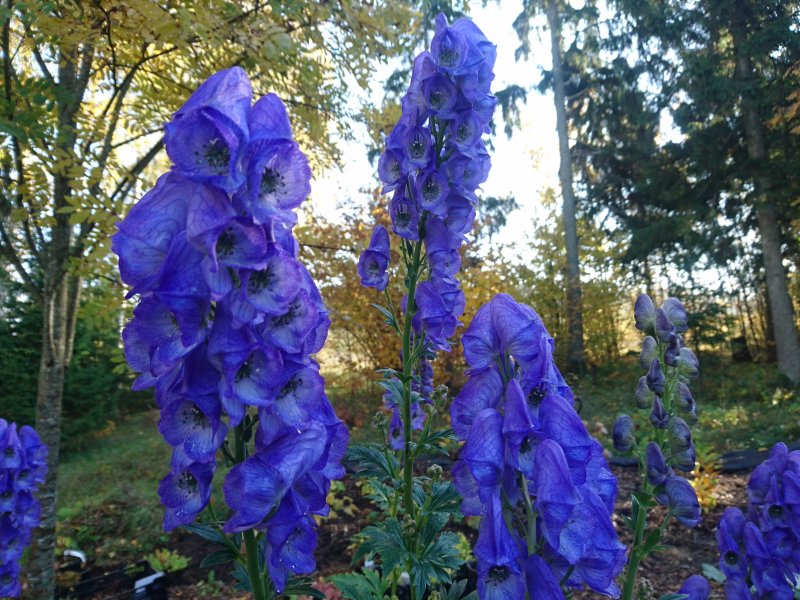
[161,465,748,599]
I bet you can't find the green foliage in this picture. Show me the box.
[330,570,392,600]
[0,275,150,448]
[145,548,189,573]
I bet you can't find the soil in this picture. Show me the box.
[58,465,749,599]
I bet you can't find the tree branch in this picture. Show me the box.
[0,221,41,301]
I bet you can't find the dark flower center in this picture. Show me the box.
[279,376,302,399]
[4,447,14,456]
[236,360,252,381]
[217,228,237,257]
[487,566,510,583]
[203,137,230,173]
[527,387,545,407]
[520,436,534,455]
[768,504,784,519]
[273,299,302,327]
[438,45,460,68]
[389,160,401,180]
[456,123,471,142]
[366,257,381,277]
[182,404,209,429]
[724,550,740,565]
[1,490,12,499]
[178,471,198,495]
[395,205,411,228]
[430,90,445,110]
[261,167,284,195]
[422,179,441,204]
[409,139,426,159]
[248,267,275,294]
[18,469,29,480]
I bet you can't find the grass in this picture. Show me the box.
[575,353,800,454]
[57,410,170,563]
[54,353,798,570]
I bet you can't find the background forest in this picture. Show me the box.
[1,0,799,597]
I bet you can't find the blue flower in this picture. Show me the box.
[677,575,710,600]
[165,67,252,191]
[0,420,47,597]
[357,226,391,291]
[116,70,346,593]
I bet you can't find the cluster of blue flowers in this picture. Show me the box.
[614,293,702,528]
[450,294,626,598]
[716,442,800,598]
[359,14,496,447]
[0,420,47,598]
[113,67,347,592]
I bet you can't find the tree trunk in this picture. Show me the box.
[730,1,800,383]
[546,0,586,373]
[26,271,80,600]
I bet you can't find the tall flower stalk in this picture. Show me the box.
[347,13,496,599]
[114,68,346,599]
[615,294,703,600]
[0,420,47,598]
[451,294,625,598]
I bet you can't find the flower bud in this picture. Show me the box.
[649,396,668,429]
[655,308,675,343]
[634,293,656,333]
[646,359,666,395]
[666,475,701,527]
[677,347,699,380]
[677,575,710,600]
[664,334,680,367]
[662,297,688,334]
[635,376,653,410]
[672,441,696,472]
[668,416,692,452]
[639,336,658,371]
[426,464,443,481]
[645,442,670,486]
[675,382,694,412]
[613,414,636,453]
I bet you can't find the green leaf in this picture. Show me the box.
[346,444,398,479]
[357,519,409,574]
[371,303,399,331]
[199,548,237,568]
[701,563,727,584]
[410,531,465,598]
[284,576,326,598]
[183,523,230,547]
[330,571,390,600]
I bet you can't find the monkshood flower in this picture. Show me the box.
[114,67,346,595]
[356,13,495,483]
[712,442,800,598]
[618,293,706,600]
[0,420,47,599]
[360,12,496,352]
[451,294,625,598]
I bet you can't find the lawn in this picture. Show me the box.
[52,353,799,592]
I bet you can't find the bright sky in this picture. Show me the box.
[310,0,560,260]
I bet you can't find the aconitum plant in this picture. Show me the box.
[344,13,496,600]
[113,68,346,599]
[0,420,47,598]
[614,294,703,600]
[451,293,626,598]
[711,442,800,598]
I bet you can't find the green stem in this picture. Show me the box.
[397,238,423,600]
[621,496,648,600]
[233,423,268,600]
[521,475,537,554]
[244,529,268,600]
[401,239,423,521]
